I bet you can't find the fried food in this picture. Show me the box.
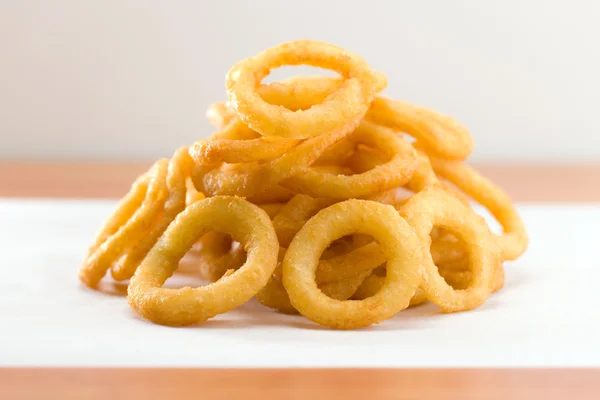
[425,155,529,261]
[111,147,193,281]
[128,196,279,326]
[282,200,422,329]
[226,40,386,139]
[80,39,528,329]
[191,119,302,164]
[282,121,418,199]
[365,97,473,160]
[398,187,501,312]
[79,159,169,288]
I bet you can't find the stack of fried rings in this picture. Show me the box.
[79,39,528,329]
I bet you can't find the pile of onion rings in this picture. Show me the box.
[79,39,528,329]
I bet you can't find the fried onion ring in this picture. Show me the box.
[282,199,422,329]
[398,187,500,312]
[282,121,418,199]
[111,148,193,281]
[190,119,302,164]
[79,160,168,288]
[196,77,348,164]
[365,97,473,160]
[426,156,529,261]
[128,196,279,326]
[227,39,386,139]
[192,119,356,198]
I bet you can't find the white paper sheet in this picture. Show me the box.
[0,198,599,367]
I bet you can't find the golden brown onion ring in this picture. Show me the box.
[128,196,279,326]
[399,187,500,312]
[283,199,422,329]
[79,160,169,288]
[227,39,386,139]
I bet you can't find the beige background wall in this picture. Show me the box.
[1,0,598,162]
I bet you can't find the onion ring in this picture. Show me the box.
[365,97,473,160]
[282,121,418,199]
[190,119,302,164]
[425,155,529,261]
[227,39,386,139]
[282,199,422,329]
[128,196,279,326]
[79,160,168,288]
[259,197,377,315]
[270,196,366,284]
[191,75,365,198]
[192,118,356,198]
[196,77,348,164]
[111,148,193,281]
[398,187,500,312]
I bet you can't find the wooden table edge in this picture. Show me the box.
[1,368,599,399]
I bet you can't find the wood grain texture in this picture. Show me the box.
[0,368,598,400]
[1,162,598,398]
[1,162,600,201]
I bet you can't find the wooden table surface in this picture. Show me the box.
[1,162,599,400]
